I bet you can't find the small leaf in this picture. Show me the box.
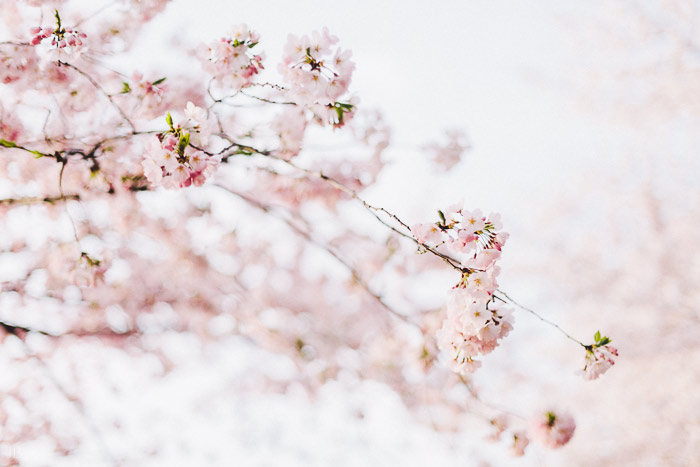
[248,42,258,48]
[598,337,611,347]
[335,105,344,124]
[438,210,446,225]
[177,133,190,155]
[0,139,18,148]
[165,112,173,129]
[151,77,166,86]
[121,82,131,94]
[31,150,46,158]
[594,330,601,343]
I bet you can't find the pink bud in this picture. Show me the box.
[79,33,87,38]
[67,36,77,46]
[31,36,43,45]
[59,39,67,48]
[29,27,41,34]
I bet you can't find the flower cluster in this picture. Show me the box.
[424,128,471,171]
[271,107,307,160]
[119,73,168,119]
[71,253,107,288]
[411,204,509,266]
[510,431,530,456]
[279,28,355,127]
[198,24,263,91]
[30,11,86,61]
[579,331,618,380]
[528,410,576,448]
[417,205,513,375]
[0,44,39,84]
[142,102,220,189]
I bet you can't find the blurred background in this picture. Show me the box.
[1,0,699,465]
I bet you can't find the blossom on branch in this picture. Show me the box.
[142,103,219,189]
[528,410,576,448]
[198,24,263,91]
[30,10,87,61]
[415,205,513,375]
[279,28,355,127]
[579,330,618,380]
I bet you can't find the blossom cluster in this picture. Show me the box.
[142,102,220,189]
[0,44,39,84]
[198,24,263,91]
[487,409,577,456]
[579,331,618,380]
[71,253,107,288]
[424,129,471,171]
[411,205,509,267]
[271,107,307,160]
[30,11,86,61]
[414,205,513,375]
[279,28,355,127]
[528,410,576,448]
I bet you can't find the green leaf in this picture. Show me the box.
[0,139,18,148]
[594,330,601,343]
[165,112,173,129]
[438,210,446,225]
[30,150,45,158]
[335,105,344,124]
[598,337,611,347]
[151,77,166,86]
[248,42,258,48]
[121,82,131,94]
[54,9,61,30]
[177,133,190,155]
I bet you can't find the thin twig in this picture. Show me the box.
[494,289,586,348]
[59,61,136,132]
[0,194,80,205]
[214,184,417,326]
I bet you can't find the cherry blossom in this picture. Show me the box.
[197,24,263,91]
[423,129,471,171]
[0,3,617,462]
[528,410,576,448]
[579,331,618,380]
[30,10,87,61]
[141,103,219,189]
[279,28,355,127]
[417,205,514,375]
[510,431,530,457]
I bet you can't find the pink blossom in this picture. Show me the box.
[198,25,262,91]
[510,431,530,456]
[423,129,471,171]
[279,29,354,127]
[463,248,502,270]
[411,223,443,244]
[528,410,576,448]
[579,344,617,380]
